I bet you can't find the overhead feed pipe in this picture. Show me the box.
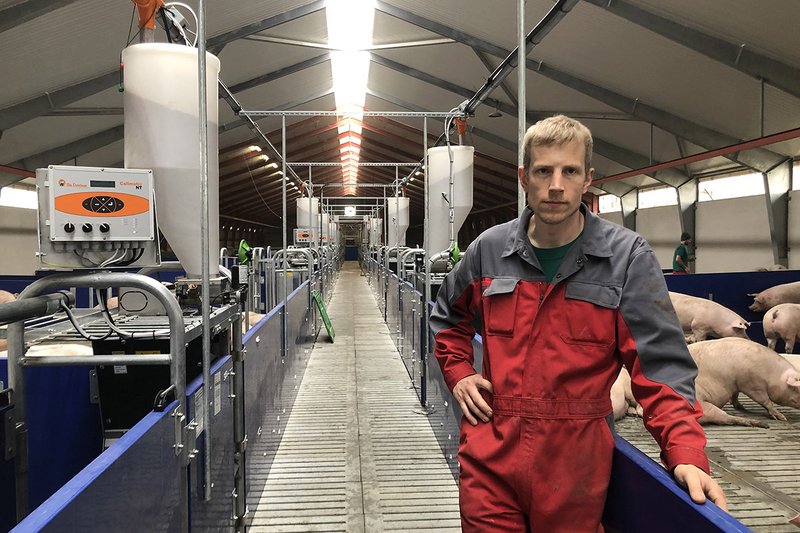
[394,0,577,189]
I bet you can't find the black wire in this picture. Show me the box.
[61,301,113,341]
[160,8,172,43]
[125,5,136,46]
[124,4,160,48]
[116,248,145,267]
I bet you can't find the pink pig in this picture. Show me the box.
[669,292,749,343]
[688,338,800,428]
[763,303,800,354]
[749,281,800,313]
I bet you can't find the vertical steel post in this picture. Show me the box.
[231,300,247,529]
[197,0,212,505]
[422,116,430,409]
[517,0,527,216]
[282,114,288,358]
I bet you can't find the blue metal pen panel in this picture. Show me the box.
[13,400,184,533]
[187,355,235,532]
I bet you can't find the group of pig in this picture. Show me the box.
[612,280,800,428]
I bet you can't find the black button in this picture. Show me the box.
[82,223,93,233]
[64,223,75,233]
[99,223,110,233]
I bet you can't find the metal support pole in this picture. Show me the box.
[422,116,430,410]
[231,295,247,529]
[282,114,288,358]
[197,0,212,504]
[517,0,527,216]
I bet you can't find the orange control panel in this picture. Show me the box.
[54,192,151,217]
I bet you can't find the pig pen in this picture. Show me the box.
[616,397,800,532]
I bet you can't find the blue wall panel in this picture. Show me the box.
[604,436,750,532]
[0,361,102,514]
[13,401,184,533]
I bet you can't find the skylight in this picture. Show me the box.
[326,0,375,196]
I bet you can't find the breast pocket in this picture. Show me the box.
[561,281,620,347]
[483,278,519,337]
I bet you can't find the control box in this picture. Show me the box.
[36,165,160,270]
[294,228,311,246]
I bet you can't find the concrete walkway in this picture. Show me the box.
[249,263,461,532]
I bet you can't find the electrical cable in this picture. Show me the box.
[163,2,198,47]
[96,288,170,340]
[244,156,282,219]
[60,301,113,341]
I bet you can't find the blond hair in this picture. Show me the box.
[522,115,593,172]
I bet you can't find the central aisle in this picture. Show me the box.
[249,263,461,532]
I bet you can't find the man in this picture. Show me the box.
[673,232,692,273]
[430,115,726,532]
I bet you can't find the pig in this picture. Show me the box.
[0,290,15,304]
[749,281,800,312]
[610,367,641,420]
[243,311,267,333]
[688,337,800,428]
[669,292,749,343]
[763,303,800,354]
[754,264,787,272]
[1,342,93,358]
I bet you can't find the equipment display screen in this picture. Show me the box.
[90,180,116,188]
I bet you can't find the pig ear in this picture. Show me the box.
[786,372,800,388]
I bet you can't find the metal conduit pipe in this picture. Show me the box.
[398,248,426,280]
[0,292,74,324]
[463,0,576,114]
[393,0,576,190]
[6,272,185,522]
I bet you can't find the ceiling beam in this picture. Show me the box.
[0,0,79,34]
[370,53,690,186]
[374,4,784,173]
[10,125,123,170]
[207,0,326,53]
[581,0,800,100]
[0,3,326,130]
[227,53,330,94]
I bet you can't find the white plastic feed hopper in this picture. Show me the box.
[123,43,221,278]
[370,218,383,248]
[386,197,409,247]
[297,197,319,244]
[426,145,474,255]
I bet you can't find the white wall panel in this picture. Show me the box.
[598,211,623,226]
[696,196,773,273]
[0,206,38,275]
[635,206,682,270]
[789,190,800,270]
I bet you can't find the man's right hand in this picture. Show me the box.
[453,374,494,425]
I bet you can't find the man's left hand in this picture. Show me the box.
[673,464,728,511]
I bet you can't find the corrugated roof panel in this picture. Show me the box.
[632,0,800,67]
[533,1,767,141]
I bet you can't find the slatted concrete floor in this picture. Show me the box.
[249,263,461,532]
[616,399,800,532]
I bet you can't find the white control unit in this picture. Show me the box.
[36,165,160,270]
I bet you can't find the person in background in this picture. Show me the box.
[430,115,726,532]
[673,232,692,273]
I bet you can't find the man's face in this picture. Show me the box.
[518,140,593,226]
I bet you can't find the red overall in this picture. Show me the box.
[432,207,710,532]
